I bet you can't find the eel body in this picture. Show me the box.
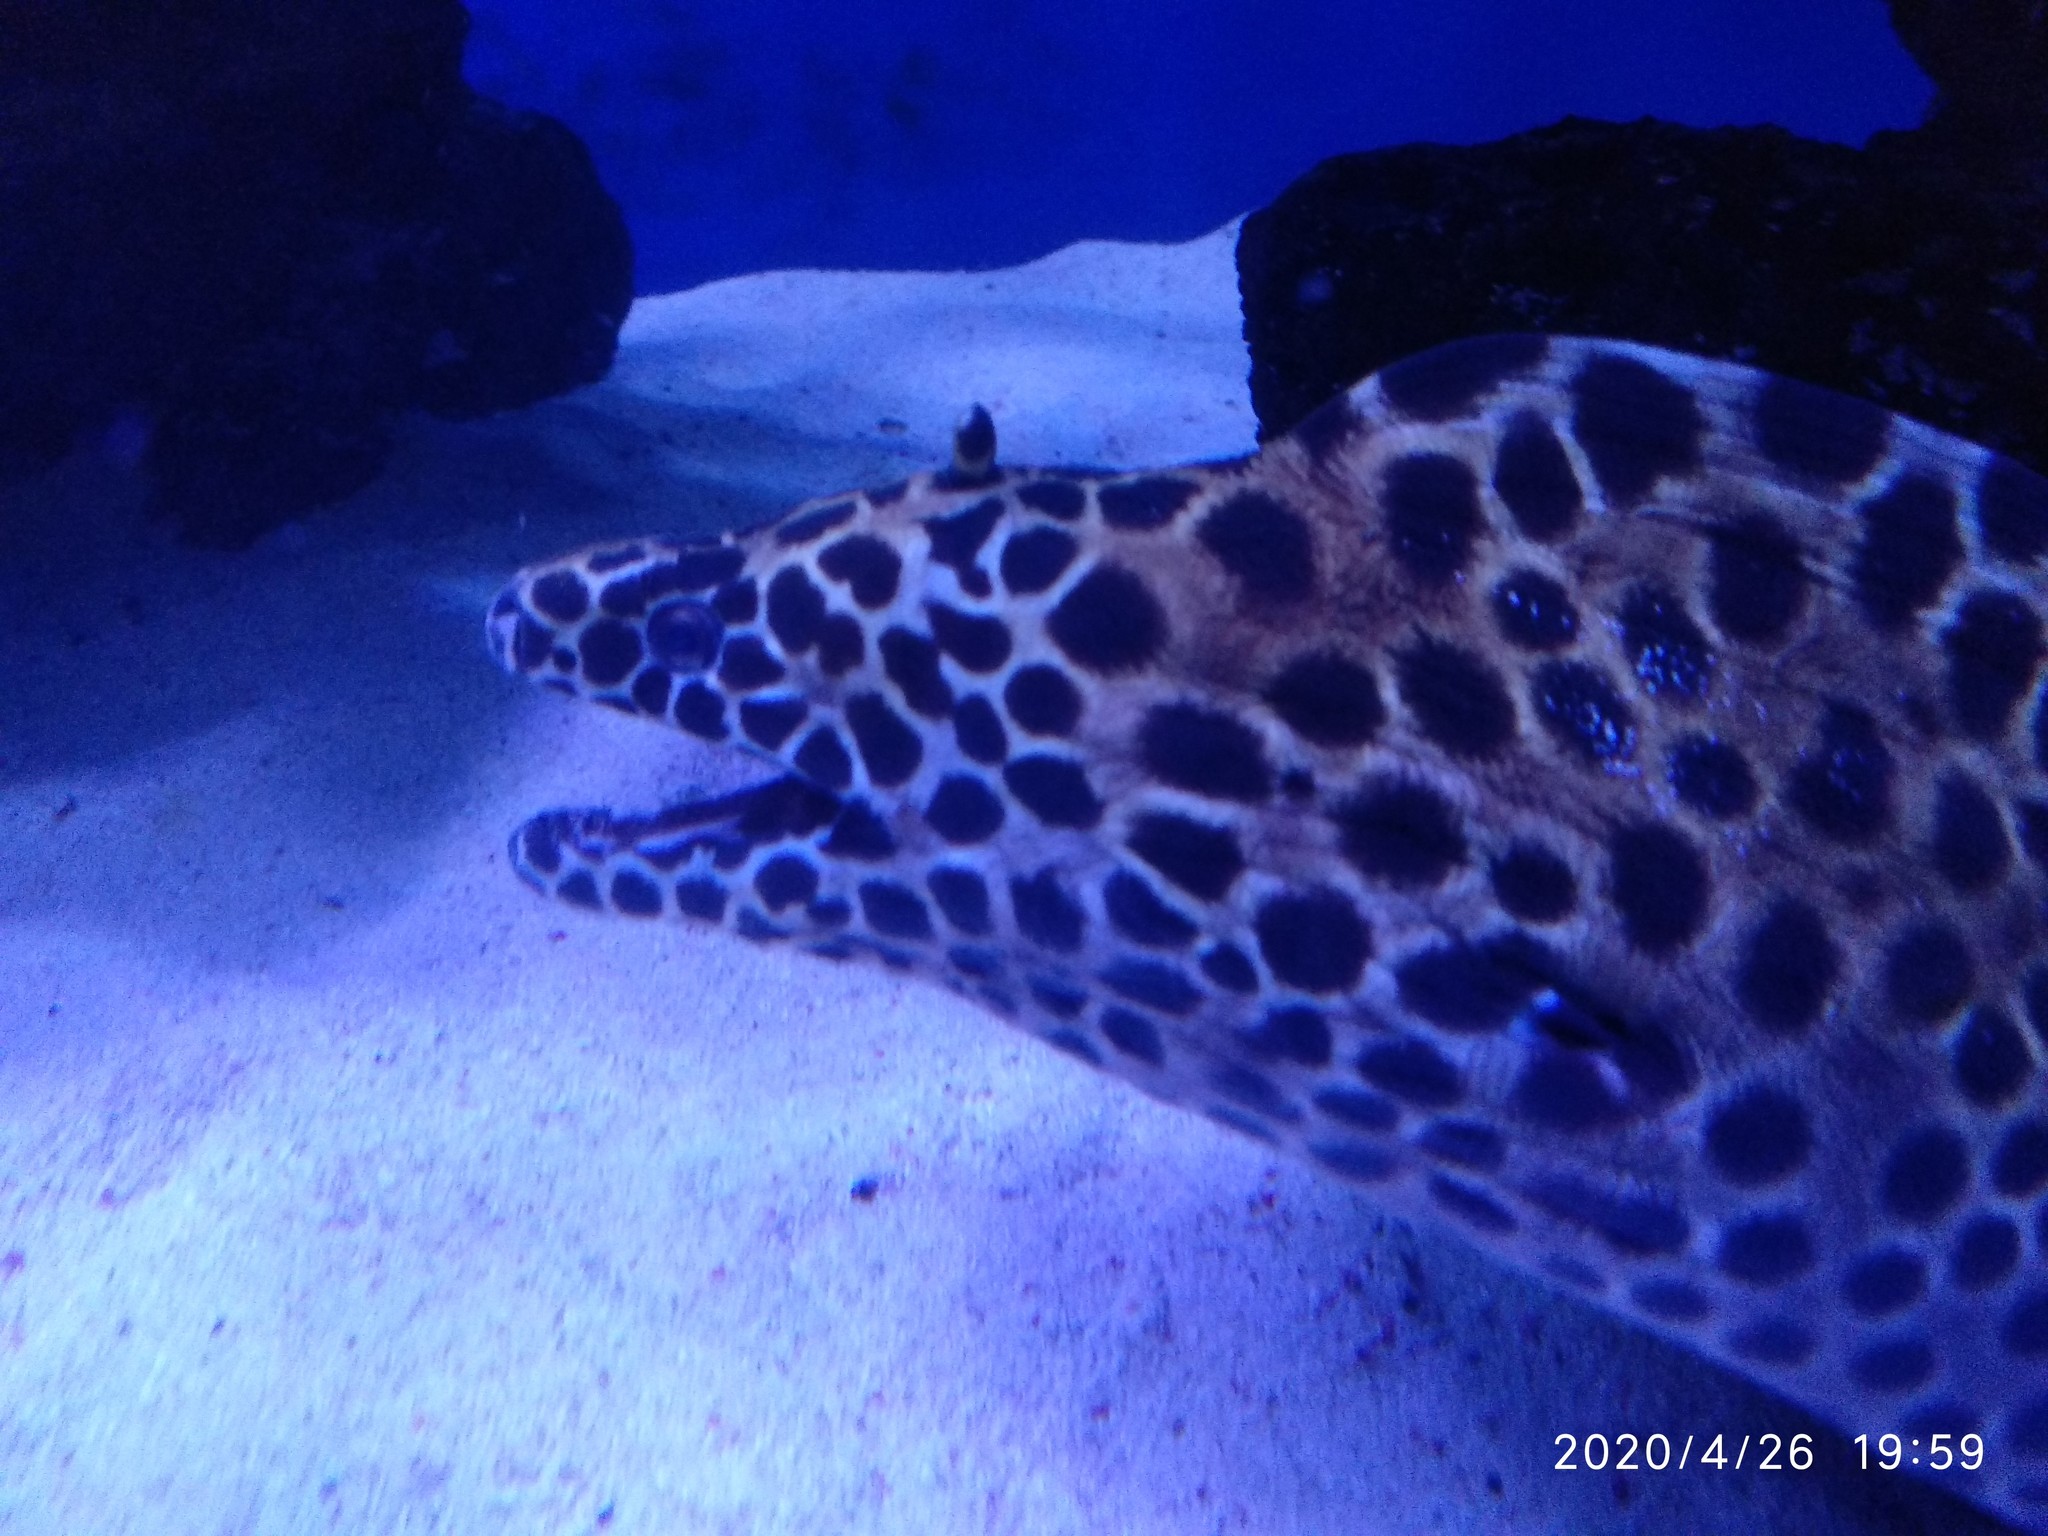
[490,333,2048,1531]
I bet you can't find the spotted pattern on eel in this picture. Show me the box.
[489,334,2048,1531]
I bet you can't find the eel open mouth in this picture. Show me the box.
[508,773,845,913]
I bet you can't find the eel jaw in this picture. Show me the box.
[508,775,844,915]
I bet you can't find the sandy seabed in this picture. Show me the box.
[0,223,1984,1533]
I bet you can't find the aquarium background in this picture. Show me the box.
[9,3,2036,1533]
[464,0,1931,294]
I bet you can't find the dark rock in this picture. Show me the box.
[1888,0,2048,148]
[0,1,633,547]
[1239,17,2045,475]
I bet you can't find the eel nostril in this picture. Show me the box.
[646,597,724,673]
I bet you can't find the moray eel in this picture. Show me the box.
[489,334,2048,1532]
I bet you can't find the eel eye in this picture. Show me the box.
[646,598,723,673]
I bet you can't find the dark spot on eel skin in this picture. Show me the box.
[1786,703,1893,845]
[1197,491,1316,604]
[766,567,826,655]
[1569,351,1704,507]
[1099,476,1198,530]
[1944,589,2044,741]
[1264,652,1384,746]
[1490,569,1578,651]
[1493,410,1581,542]
[1618,583,1713,701]
[610,869,662,917]
[1752,373,1888,486]
[1139,702,1272,802]
[1017,480,1086,521]
[1532,661,1637,765]
[926,602,1012,673]
[1000,525,1078,594]
[1736,898,1838,1036]
[1011,867,1086,953]
[1491,843,1576,923]
[1667,735,1756,820]
[880,627,953,718]
[710,577,757,624]
[530,569,589,624]
[1103,869,1197,949]
[924,496,1005,575]
[1852,470,1962,632]
[818,535,902,609]
[1004,664,1082,736]
[1378,333,1550,421]
[774,499,856,546]
[1394,635,1516,759]
[1046,564,1166,674]
[1003,755,1103,828]
[1254,887,1369,993]
[1607,821,1707,954]
[952,694,1008,765]
[1708,512,1807,645]
[1978,454,2048,565]
[1382,453,1483,584]
[928,865,991,936]
[1335,778,1465,889]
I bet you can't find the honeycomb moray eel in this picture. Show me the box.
[490,333,2048,1532]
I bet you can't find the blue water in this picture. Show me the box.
[464,0,1933,296]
